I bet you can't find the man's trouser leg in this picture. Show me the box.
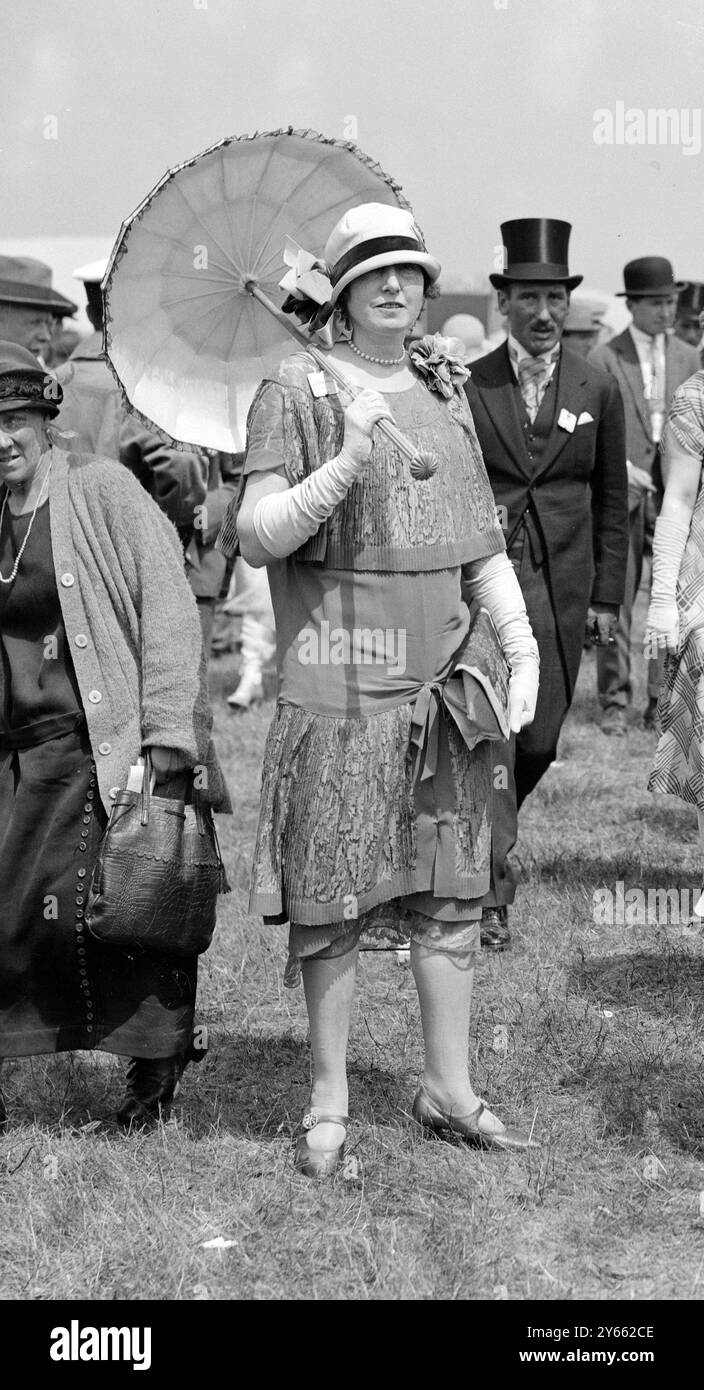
[483,539,572,908]
[597,496,645,711]
[642,494,666,701]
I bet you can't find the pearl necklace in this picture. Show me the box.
[349,338,406,366]
[0,460,53,585]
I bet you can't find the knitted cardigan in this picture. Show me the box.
[0,446,231,816]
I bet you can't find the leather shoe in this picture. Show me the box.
[412,1083,539,1152]
[600,705,627,737]
[294,1109,349,1178]
[115,1056,185,1129]
[480,905,510,951]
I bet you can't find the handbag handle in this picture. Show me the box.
[139,749,207,836]
[139,748,230,892]
[140,749,153,826]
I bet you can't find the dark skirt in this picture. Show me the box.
[0,722,197,1059]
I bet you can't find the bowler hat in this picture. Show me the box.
[489,219,583,290]
[0,256,77,316]
[0,339,62,415]
[616,257,685,298]
[677,280,704,320]
[325,204,441,304]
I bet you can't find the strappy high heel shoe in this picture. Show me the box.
[412,1083,539,1152]
[294,1109,349,1178]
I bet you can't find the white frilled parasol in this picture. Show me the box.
[103,127,437,472]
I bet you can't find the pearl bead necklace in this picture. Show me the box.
[349,338,406,366]
[0,460,53,585]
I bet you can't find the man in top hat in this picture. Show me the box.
[562,296,607,359]
[588,257,701,735]
[0,255,77,367]
[675,281,704,364]
[56,260,234,653]
[465,218,628,950]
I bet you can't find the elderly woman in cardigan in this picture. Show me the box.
[224,204,541,1177]
[0,341,230,1129]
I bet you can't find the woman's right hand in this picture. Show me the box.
[342,390,394,465]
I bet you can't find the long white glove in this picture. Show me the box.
[253,445,365,558]
[463,552,540,732]
[645,515,689,656]
[252,389,392,559]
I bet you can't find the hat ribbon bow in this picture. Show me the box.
[279,238,334,331]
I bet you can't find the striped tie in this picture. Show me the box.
[517,356,552,423]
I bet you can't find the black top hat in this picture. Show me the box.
[489,218,583,290]
[677,281,704,319]
[616,257,685,298]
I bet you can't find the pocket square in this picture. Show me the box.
[577,411,594,425]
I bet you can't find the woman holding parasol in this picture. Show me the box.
[230,201,541,1174]
[103,131,541,1174]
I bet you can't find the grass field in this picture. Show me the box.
[2,593,704,1303]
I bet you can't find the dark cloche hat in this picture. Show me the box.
[489,218,583,291]
[0,340,63,416]
[0,256,78,317]
[616,257,685,298]
[677,281,704,319]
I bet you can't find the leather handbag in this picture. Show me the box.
[85,751,230,956]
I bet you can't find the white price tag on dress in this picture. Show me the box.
[308,371,334,399]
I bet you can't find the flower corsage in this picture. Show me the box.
[408,334,469,398]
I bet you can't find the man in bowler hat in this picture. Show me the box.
[588,257,700,734]
[465,219,628,949]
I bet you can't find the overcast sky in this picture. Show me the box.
[3,0,703,308]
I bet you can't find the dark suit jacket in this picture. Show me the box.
[465,343,628,691]
[588,329,700,486]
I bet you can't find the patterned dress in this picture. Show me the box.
[223,351,508,979]
[649,371,704,807]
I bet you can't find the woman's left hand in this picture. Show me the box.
[148,746,191,781]
[508,663,540,733]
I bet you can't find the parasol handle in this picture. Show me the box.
[245,282,438,481]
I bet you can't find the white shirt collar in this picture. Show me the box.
[507,332,561,372]
[629,324,666,352]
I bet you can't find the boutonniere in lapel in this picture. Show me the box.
[408,334,470,399]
